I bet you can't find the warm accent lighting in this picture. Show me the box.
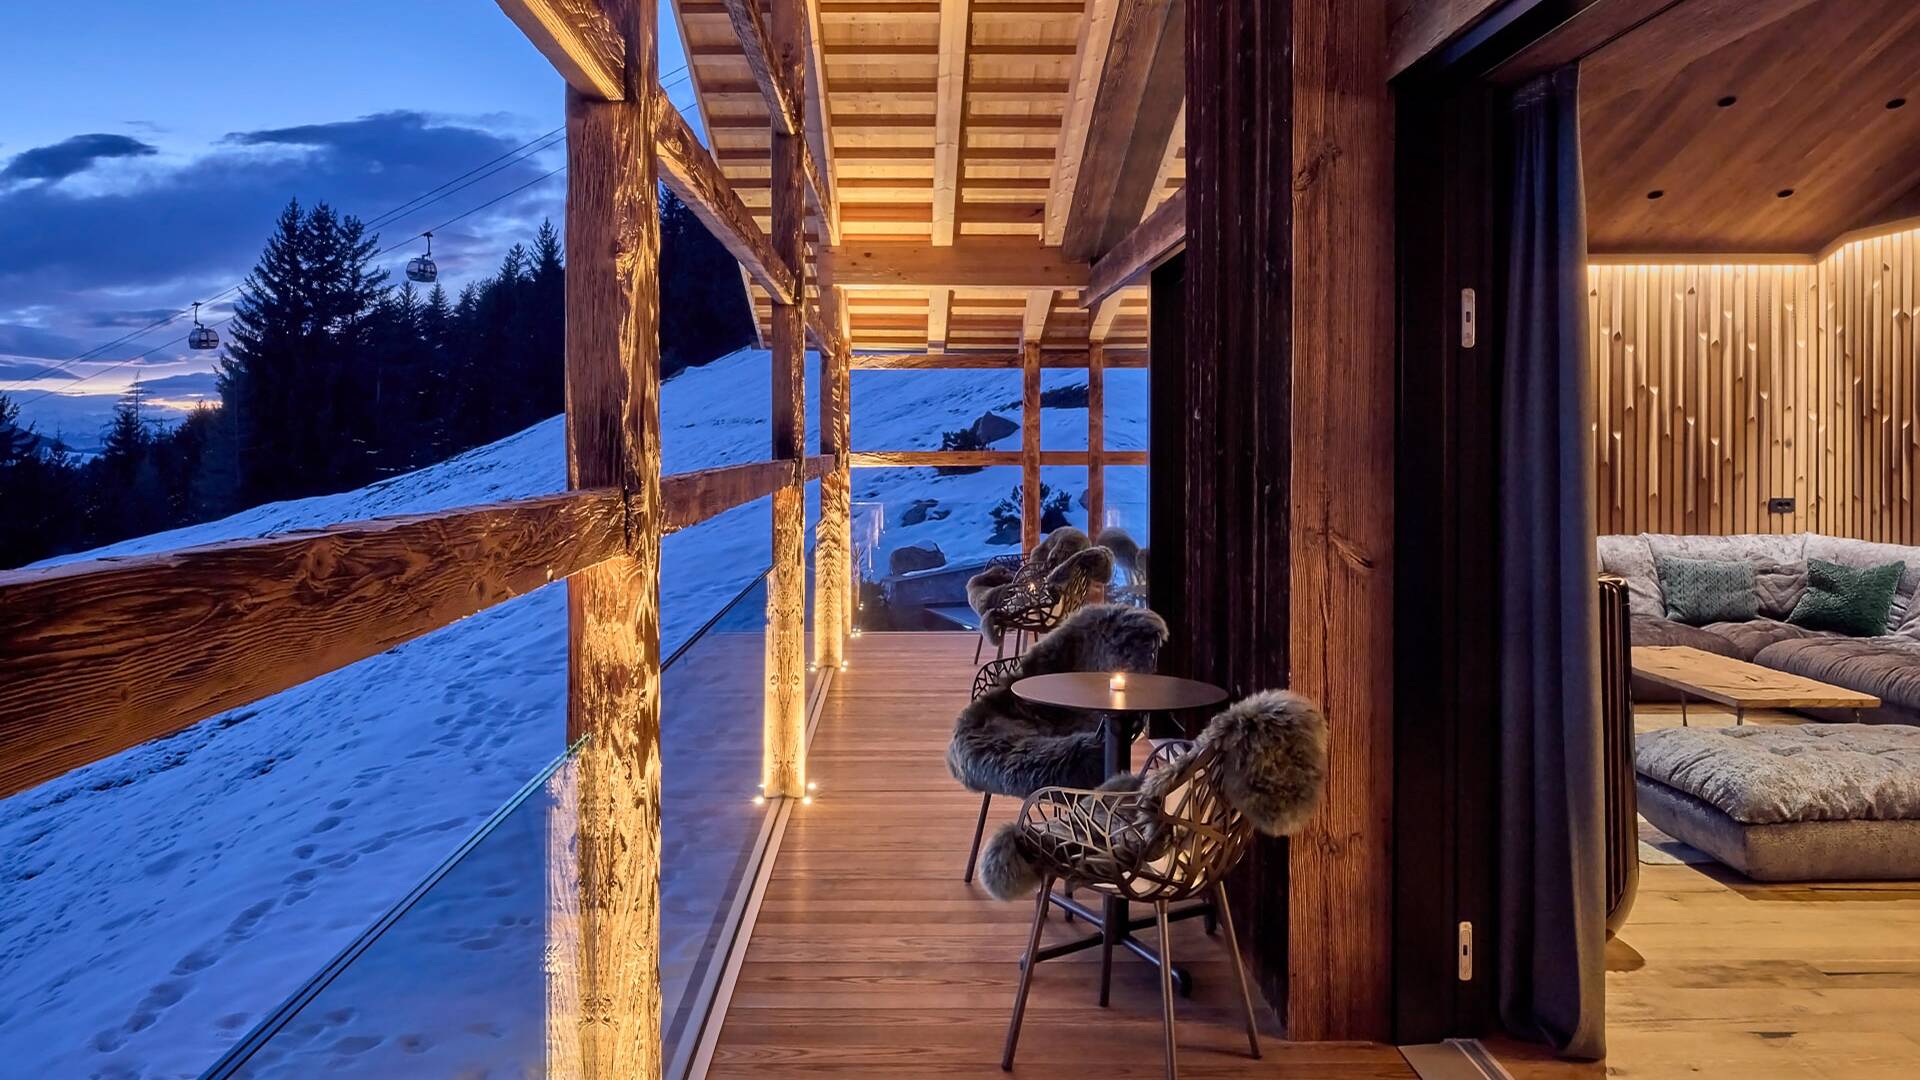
[801,795,814,806]
[1109,672,1128,691]
[807,781,818,792]
[752,794,766,806]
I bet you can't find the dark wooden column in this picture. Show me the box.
[1179,0,1394,1041]
[561,0,663,1072]
[1021,341,1042,552]
[1087,342,1106,533]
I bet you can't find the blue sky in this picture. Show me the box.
[0,1,693,440]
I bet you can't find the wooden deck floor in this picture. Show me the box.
[706,632,1414,1079]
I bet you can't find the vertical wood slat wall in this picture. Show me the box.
[1590,226,1920,544]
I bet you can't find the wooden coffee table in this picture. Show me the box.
[1630,645,1880,725]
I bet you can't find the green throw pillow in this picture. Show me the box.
[1654,555,1758,625]
[1787,558,1905,636]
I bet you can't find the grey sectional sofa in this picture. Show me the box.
[1598,532,1920,725]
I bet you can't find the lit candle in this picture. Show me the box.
[1109,672,1128,691]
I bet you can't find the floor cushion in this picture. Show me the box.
[1755,636,1920,721]
[1700,617,1833,662]
[1634,724,1920,881]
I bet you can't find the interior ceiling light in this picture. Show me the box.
[1717,95,1737,107]
[1646,190,1665,200]
[1777,188,1795,198]
[1889,98,1908,109]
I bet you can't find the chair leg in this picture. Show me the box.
[963,793,992,884]
[974,632,985,665]
[1155,900,1178,1080]
[1097,911,1116,1007]
[1213,883,1261,1059]
[1002,876,1054,1071]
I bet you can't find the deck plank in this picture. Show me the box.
[706,631,1413,1078]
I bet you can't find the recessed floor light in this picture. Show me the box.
[1889,98,1908,110]
[1777,188,1795,198]
[1717,95,1738,107]
[1647,190,1665,200]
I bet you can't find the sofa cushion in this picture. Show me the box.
[1645,532,1807,569]
[1803,535,1920,631]
[1756,635,1920,713]
[1788,558,1905,636]
[1630,613,1744,658]
[1597,534,1660,617]
[1752,558,1808,620]
[1655,554,1758,624]
[1699,617,1833,661]
[1635,723,1920,824]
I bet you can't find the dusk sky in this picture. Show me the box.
[0,1,694,444]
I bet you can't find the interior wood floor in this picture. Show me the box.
[1503,704,1920,1079]
[705,631,1414,1079]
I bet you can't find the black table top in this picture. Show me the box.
[1010,671,1228,714]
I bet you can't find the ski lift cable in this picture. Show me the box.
[7,62,700,392]
[15,165,572,406]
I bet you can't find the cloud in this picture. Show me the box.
[0,358,78,382]
[83,307,180,329]
[1,133,158,183]
[0,111,563,371]
[135,371,219,397]
[0,323,86,361]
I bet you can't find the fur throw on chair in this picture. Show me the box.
[947,604,1168,797]
[977,690,1328,900]
[966,538,1117,645]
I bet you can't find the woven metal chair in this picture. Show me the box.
[961,656,1024,883]
[1001,739,1262,1080]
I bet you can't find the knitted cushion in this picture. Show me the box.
[1655,555,1757,625]
[1788,558,1905,637]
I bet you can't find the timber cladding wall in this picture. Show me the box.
[1589,224,1920,543]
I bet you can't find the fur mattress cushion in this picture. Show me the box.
[1635,723,1920,824]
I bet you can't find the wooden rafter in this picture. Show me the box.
[1022,290,1054,346]
[495,0,625,100]
[800,0,841,244]
[833,241,1087,290]
[721,0,839,244]
[850,350,1146,370]
[1089,292,1126,342]
[1084,184,1186,309]
[652,88,798,305]
[1046,0,1120,246]
[1062,0,1186,261]
[926,288,952,351]
[932,0,972,246]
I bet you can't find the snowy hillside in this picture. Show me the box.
[0,348,1147,1077]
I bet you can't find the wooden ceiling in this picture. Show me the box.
[671,0,1185,353]
[1581,0,1920,254]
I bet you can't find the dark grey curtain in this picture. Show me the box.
[1498,65,1607,1060]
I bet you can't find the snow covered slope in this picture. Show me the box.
[0,348,1147,1077]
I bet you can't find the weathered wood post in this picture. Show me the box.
[1088,341,1106,533]
[1022,341,1043,552]
[814,318,850,670]
[560,0,663,1072]
[764,0,809,799]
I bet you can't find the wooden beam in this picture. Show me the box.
[496,0,626,101]
[1088,343,1106,533]
[1089,293,1126,342]
[1022,289,1054,346]
[927,288,952,351]
[932,0,972,246]
[832,241,1088,290]
[765,0,809,801]
[846,450,1140,469]
[562,0,664,1069]
[1022,341,1042,552]
[0,490,626,802]
[652,87,797,305]
[1386,0,1516,77]
[800,0,842,244]
[661,459,798,532]
[1085,184,1187,309]
[814,335,851,669]
[1046,0,1122,246]
[1285,0,1394,1040]
[722,0,838,242]
[1063,0,1187,261]
[850,350,1147,369]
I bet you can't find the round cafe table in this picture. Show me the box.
[1009,671,1228,1003]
